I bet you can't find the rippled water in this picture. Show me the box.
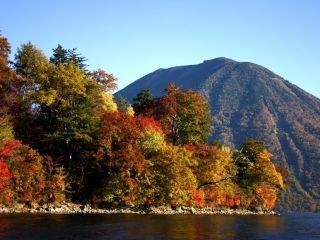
[0,213,319,239]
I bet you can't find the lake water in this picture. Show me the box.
[0,213,319,240]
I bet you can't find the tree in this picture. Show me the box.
[0,139,66,205]
[0,34,13,82]
[233,139,284,209]
[41,155,66,203]
[95,112,150,206]
[132,89,154,115]
[14,43,118,199]
[250,149,284,189]
[50,44,88,71]
[115,95,134,116]
[234,139,283,189]
[90,69,118,113]
[90,69,117,92]
[49,44,68,66]
[14,43,115,156]
[2,37,285,209]
[191,145,237,190]
[137,116,165,155]
[154,84,212,145]
[184,143,239,207]
[14,42,50,83]
[150,144,198,206]
[241,139,265,162]
[0,34,21,120]
[0,124,65,205]
[67,48,88,71]
[8,143,47,204]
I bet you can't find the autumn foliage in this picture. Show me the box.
[0,33,284,210]
[0,160,11,190]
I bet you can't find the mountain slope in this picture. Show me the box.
[118,58,320,211]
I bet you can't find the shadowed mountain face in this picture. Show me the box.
[118,58,320,211]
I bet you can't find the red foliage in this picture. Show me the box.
[192,190,205,207]
[184,143,196,152]
[0,140,21,159]
[97,112,151,205]
[136,116,163,133]
[255,184,277,209]
[204,187,253,208]
[0,160,12,189]
[98,112,141,152]
[0,140,49,204]
[183,143,210,158]
[0,140,20,190]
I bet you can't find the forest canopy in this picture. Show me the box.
[0,34,283,210]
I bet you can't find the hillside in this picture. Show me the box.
[118,57,320,211]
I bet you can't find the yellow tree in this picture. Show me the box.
[150,144,198,206]
[233,139,284,209]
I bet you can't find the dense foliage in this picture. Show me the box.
[0,34,283,210]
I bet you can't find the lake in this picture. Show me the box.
[0,213,319,239]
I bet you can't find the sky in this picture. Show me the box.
[1,0,320,97]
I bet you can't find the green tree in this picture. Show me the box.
[49,44,68,66]
[132,89,154,115]
[50,44,88,71]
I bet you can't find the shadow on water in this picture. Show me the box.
[0,213,319,240]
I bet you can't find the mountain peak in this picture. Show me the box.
[202,57,235,64]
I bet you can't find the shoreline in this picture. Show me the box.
[0,203,279,215]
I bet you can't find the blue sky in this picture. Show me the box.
[2,0,320,97]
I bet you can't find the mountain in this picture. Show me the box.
[117,57,320,211]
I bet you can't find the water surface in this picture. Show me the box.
[0,213,319,239]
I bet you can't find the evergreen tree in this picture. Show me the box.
[50,44,88,71]
[132,89,153,114]
[49,44,68,65]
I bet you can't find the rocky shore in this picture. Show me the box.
[0,203,279,215]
